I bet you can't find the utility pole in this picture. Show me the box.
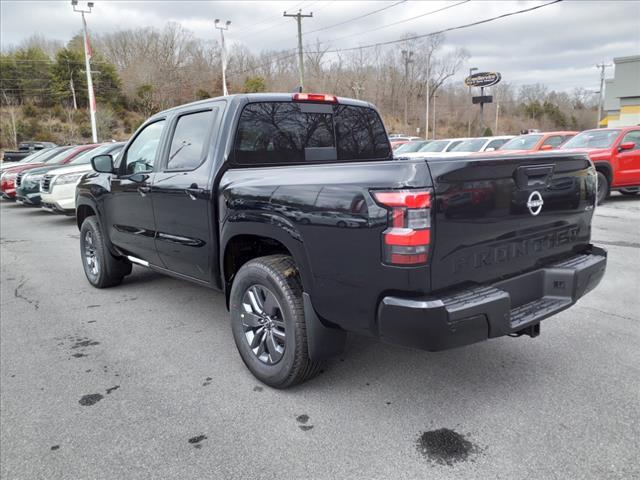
[424,53,430,140]
[596,62,612,128]
[432,93,438,139]
[467,67,478,136]
[284,9,313,90]
[215,19,231,96]
[351,81,364,100]
[401,49,414,127]
[72,0,97,143]
[495,97,500,135]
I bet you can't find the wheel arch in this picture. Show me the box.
[221,224,314,309]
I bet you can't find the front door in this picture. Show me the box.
[151,106,221,282]
[614,130,640,186]
[106,119,166,265]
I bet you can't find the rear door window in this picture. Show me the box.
[166,109,216,170]
[233,101,390,165]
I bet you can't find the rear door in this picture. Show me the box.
[427,152,597,291]
[150,102,224,281]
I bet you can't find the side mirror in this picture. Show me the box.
[91,154,114,173]
[485,147,496,152]
[540,144,553,151]
[618,142,636,152]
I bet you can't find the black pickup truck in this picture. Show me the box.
[76,93,607,388]
[2,141,57,163]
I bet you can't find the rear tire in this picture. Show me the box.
[80,216,132,288]
[229,254,322,388]
[596,171,610,205]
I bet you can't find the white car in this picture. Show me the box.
[40,142,124,214]
[441,136,515,157]
[395,138,470,159]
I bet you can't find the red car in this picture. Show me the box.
[1,144,97,199]
[493,131,578,154]
[559,127,640,204]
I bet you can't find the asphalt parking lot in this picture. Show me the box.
[1,195,638,480]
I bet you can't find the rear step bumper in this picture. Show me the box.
[377,245,607,351]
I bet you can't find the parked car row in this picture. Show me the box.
[0,142,124,214]
[392,127,640,204]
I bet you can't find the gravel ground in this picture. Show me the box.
[1,194,638,480]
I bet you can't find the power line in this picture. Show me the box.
[232,0,310,42]
[229,0,561,76]
[313,0,563,54]
[328,0,470,44]
[303,0,406,36]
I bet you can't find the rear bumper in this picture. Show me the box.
[377,246,607,351]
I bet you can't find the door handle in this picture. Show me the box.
[138,185,151,196]
[185,188,204,200]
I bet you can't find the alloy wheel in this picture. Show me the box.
[84,230,99,276]
[240,285,286,364]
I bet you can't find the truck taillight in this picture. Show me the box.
[372,189,432,266]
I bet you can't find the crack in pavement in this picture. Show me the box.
[14,277,40,310]
[575,304,636,322]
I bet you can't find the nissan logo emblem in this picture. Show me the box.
[527,191,544,216]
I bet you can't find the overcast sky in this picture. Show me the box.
[1,0,639,92]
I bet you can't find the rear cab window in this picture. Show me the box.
[233,101,391,165]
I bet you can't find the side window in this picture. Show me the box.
[485,139,507,150]
[542,136,564,148]
[124,120,165,174]
[167,110,215,170]
[446,141,462,151]
[621,130,640,150]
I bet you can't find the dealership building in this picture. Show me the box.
[600,55,640,128]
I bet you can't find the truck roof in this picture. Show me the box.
[151,93,374,119]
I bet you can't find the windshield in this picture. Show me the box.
[561,129,621,149]
[499,135,543,150]
[15,148,51,164]
[419,140,450,152]
[45,148,77,165]
[395,141,429,153]
[69,144,122,165]
[450,138,488,152]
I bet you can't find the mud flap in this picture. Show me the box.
[303,293,346,361]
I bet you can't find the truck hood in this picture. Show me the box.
[0,163,47,174]
[21,164,70,176]
[559,147,610,158]
[46,163,93,177]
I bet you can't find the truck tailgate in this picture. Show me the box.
[427,152,597,292]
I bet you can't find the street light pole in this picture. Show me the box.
[215,19,231,96]
[467,66,478,136]
[71,0,97,143]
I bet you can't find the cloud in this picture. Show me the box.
[1,0,639,91]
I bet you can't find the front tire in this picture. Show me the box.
[596,171,610,205]
[229,255,322,388]
[80,216,132,288]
